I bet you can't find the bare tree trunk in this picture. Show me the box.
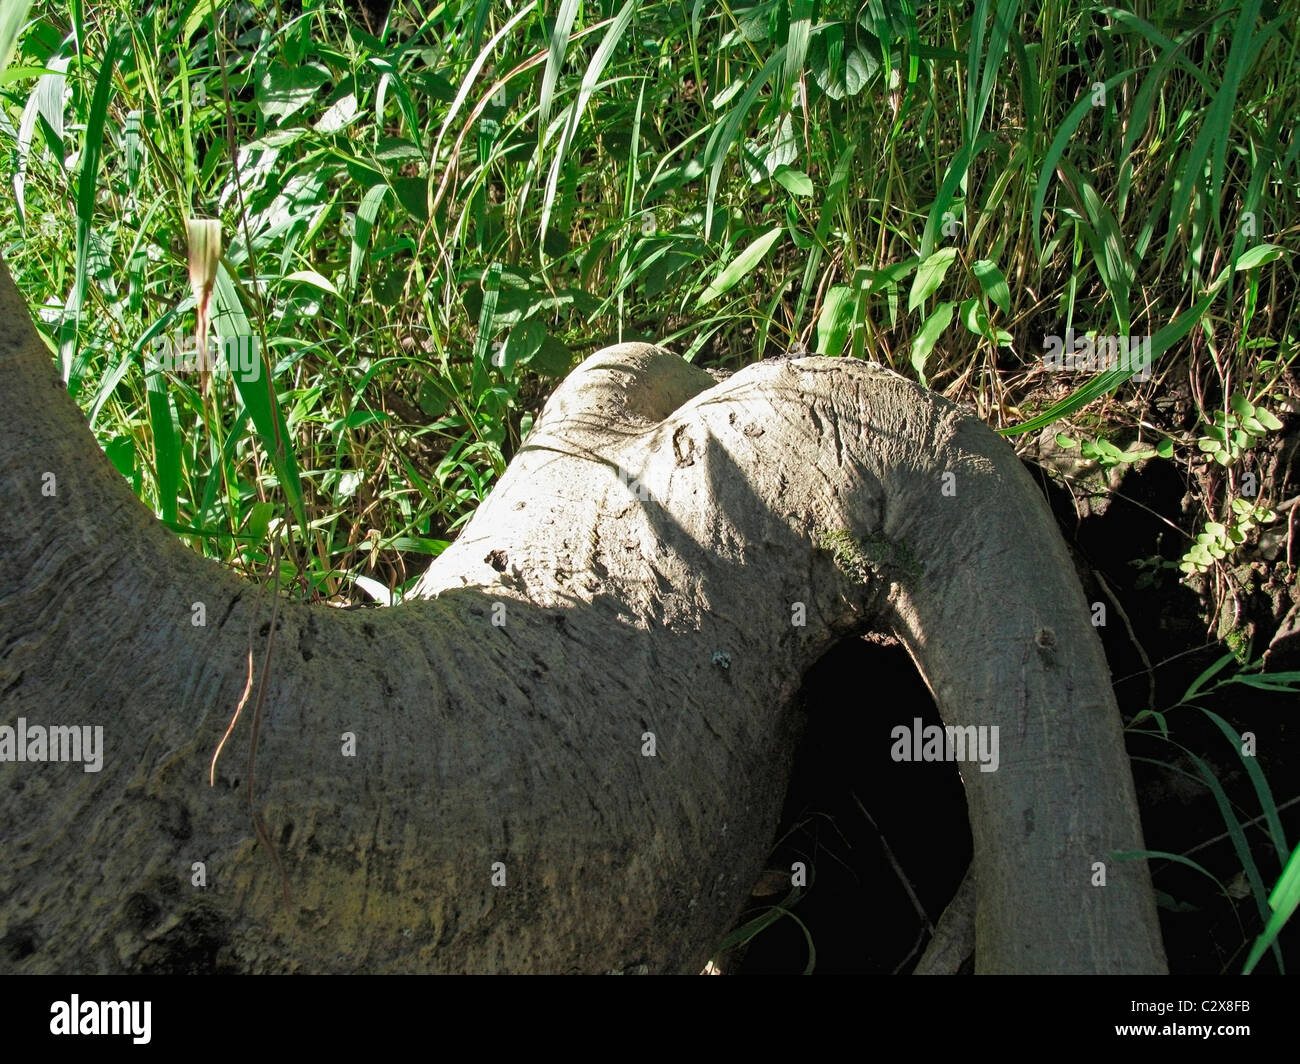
[0,261,1165,973]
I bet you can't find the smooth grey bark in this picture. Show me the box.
[0,260,1166,973]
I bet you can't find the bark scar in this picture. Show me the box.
[672,425,696,467]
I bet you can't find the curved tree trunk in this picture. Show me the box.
[0,262,1166,973]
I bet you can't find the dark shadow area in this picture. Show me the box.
[734,636,970,974]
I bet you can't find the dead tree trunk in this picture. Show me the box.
[0,261,1166,973]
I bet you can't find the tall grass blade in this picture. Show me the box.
[1243,843,1300,975]
[62,29,123,396]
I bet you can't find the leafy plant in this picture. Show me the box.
[1054,431,1173,472]
[1197,392,1285,467]
[1180,499,1278,575]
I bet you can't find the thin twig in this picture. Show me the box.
[1093,568,1156,712]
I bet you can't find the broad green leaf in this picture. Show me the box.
[910,301,953,384]
[506,317,547,369]
[959,297,987,334]
[256,63,330,123]
[1235,243,1284,270]
[419,373,457,418]
[815,286,854,355]
[1243,842,1300,974]
[144,365,180,525]
[908,248,958,312]
[315,92,358,134]
[349,183,388,294]
[773,165,814,196]
[1056,158,1133,330]
[1234,673,1300,692]
[784,0,813,96]
[246,500,276,541]
[0,0,31,74]
[13,54,68,221]
[282,270,339,296]
[104,435,135,481]
[971,259,1010,314]
[530,335,572,376]
[697,226,783,306]
[809,23,880,100]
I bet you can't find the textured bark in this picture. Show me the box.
[0,261,1166,973]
